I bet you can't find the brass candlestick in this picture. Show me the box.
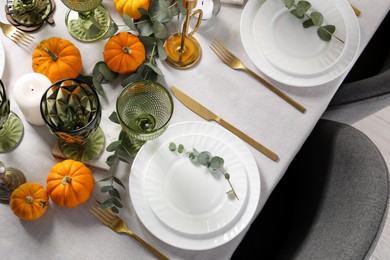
[164,0,203,69]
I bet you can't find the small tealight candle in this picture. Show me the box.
[195,0,214,20]
[13,73,52,125]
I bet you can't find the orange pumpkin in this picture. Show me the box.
[32,37,82,83]
[10,182,49,221]
[46,159,95,208]
[104,32,146,74]
[114,0,150,20]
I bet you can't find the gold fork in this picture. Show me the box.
[210,39,307,113]
[0,21,34,47]
[89,202,169,260]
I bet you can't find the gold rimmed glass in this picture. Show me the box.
[40,78,105,162]
[0,80,24,153]
[116,80,174,157]
[60,0,111,42]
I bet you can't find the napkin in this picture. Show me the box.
[221,0,245,5]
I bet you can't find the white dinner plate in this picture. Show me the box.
[0,40,5,78]
[241,0,360,87]
[130,121,260,250]
[145,134,248,236]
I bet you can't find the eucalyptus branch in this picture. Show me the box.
[169,143,239,200]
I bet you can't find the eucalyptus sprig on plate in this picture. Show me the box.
[284,0,344,43]
[169,142,239,200]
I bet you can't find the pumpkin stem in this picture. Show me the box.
[122,46,133,54]
[44,47,59,61]
[62,175,72,185]
[25,196,34,204]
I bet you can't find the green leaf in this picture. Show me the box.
[138,7,150,17]
[99,176,113,182]
[150,0,173,23]
[156,39,167,60]
[111,206,119,214]
[108,187,121,198]
[303,18,314,28]
[109,111,120,124]
[290,9,304,19]
[101,185,114,193]
[92,76,104,96]
[103,20,119,39]
[178,144,184,153]
[100,199,114,208]
[113,176,126,190]
[153,21,168,39]
[169,142,176,151]
[121,73,143,87]
[112,197,123,208]
[97,62,118,81]
[143,61,163,75]
[310,12,323,26]
[198,151,212,166]
[106,140,122,152]
[318,25,335,41]
[284,0,294,9]
[123,14,138,31]
[296,1,311,14]
[208,156,224,173]
[138,19,154,36]
[106,154,119,166]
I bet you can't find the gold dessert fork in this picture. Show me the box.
[0,21,34,47]
[89,202,169,260]
[210,39,306,113]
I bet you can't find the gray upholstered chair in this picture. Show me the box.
[231,119,389,260]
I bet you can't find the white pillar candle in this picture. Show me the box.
[13,73,51,125]
[195,0,214,20]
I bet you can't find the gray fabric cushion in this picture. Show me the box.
[328,11,390,108]
[232,119,389,260]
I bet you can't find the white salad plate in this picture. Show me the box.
[130,121,260,250]
[241,0,360,87]
[0,40,5,78]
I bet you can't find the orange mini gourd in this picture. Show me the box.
[32,37,82,83]
[46,159,95,208]
[114,0,150,20]
[10,182,49,221]
[104,32,146,74]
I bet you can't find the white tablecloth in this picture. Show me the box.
[1,0,389,259]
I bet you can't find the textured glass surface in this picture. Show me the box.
[41,78,101,144]
[61,0,102,12]
[0,80,10,128]
[117,80,174,143]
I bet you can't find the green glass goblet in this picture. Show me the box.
[116,80,174,157]
[0,80,24,153]
[61,0,111,42]
[40,78,105,162]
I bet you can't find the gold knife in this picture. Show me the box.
[170,86,279,161]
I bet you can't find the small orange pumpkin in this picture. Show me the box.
[46,159,95,208]
[32,37,82,83]
[104,32,146,74]
[114,0,150,20]
[10,182,49,221]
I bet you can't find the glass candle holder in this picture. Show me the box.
[40,78,105,162]
[116,80,174,157]
[0,80,24,153]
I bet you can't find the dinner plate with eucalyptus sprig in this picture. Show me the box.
[129,121,260,250]
[241,0,360,87]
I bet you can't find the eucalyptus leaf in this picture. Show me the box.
[101,199,114,209]
[121,73,143,87]
[138,7,150,17]
[86,24,101,39]
[290,9,304,19]
[92,76,104,96]
[317,25,335,41]
[153,21,168,39]
[177,0,186,14]
[198,151,212,166]
[112,197,123,208]
[169,142,176,151]
[150,0,173,23]
[101,185,114,193]
[123,14,138,31]
[97,62,118,81]
[113,177,126,189]
[106,140,122,152]
[137,19,154,36]
[109,111,120,124]
[144,61,163,75]
[103,20,119,39]
[284,0,294,9]
[310,12,323,26]
[106,154,118,166]
[208,156,224,173]
[108,187,121,198]
[156,39,167,60]
[303,18,315,28]
[296,0,311,14]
